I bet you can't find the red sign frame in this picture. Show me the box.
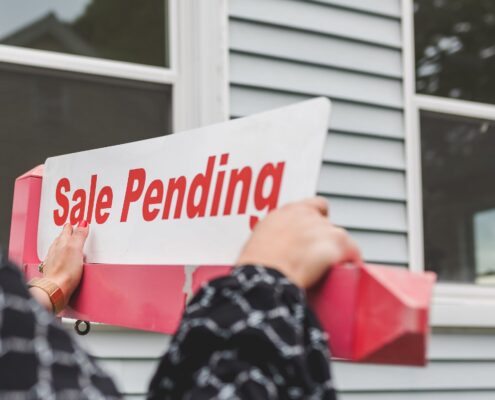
[9,166,436,365]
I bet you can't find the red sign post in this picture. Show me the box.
[10,166,436,366]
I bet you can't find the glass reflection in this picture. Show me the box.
[414,0,495,105]
[474,209,495,284]
[0,0,168,67]
[421,111,495,283]
[0,62,171,248]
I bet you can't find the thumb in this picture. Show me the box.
[72,220,90,249]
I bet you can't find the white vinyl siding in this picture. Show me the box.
[229,0,406,266]
[230,87,404,138]
[228,0,401,48]
[75,328,495,399]
[230,53,402,108]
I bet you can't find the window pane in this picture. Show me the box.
[0,0,169,67]
[421,111,495,283]
[414,0,495,105]
[474,209,495,284]
[0,62,171,249]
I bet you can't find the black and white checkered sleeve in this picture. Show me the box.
[0,253,121,400]
[148,265,337,400]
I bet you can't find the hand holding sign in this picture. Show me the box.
[42,222,89,301]
[238,197,361,288]
[29,221,90,313]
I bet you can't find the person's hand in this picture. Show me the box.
[42,221,89,302]
[237,197,361,289]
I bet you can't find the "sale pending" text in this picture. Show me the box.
[53,154,285,229]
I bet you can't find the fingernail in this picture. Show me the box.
[78,220,88,228]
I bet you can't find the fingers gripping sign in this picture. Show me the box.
[237,197,362,289]
[42,221,90,304]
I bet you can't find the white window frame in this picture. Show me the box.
[0,0,229,132]
[402,0,495,327]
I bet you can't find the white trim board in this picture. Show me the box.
[401,0,424,273]
[416,94,495,120]
[173,0,230,132]
[0,44,177,84]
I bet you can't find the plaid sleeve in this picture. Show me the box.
[0,252,121,400]
[147,265,337,400]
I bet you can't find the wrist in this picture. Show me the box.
[237,255,302,287]
[44,274,73,303]
[28,278,66,314]
[29,286,53,312]
[272,265,304,287]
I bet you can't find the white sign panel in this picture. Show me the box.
[37,98,331,265]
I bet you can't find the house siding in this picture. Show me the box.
[75,328,495,399]
[229,0,407,266]
[70,1,495,399]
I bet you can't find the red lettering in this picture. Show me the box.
[95,186,113,224]
[224,167,252,215]
[254,162,285,210]
[187,156,215,218]
[162,176,186,219]
[86,174,97,223]
[143,179,164,221]
[53,178,70,226]
[54,155,286,231]
[70,189,86,225]
[249,215,260,230]
[250,162,285,229]
[120,168,146,222]
[210,153,228,216]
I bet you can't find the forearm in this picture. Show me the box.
[0,254,121,398]
[148,264,337,399]
[29,286,53,312]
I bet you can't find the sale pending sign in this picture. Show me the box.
[37,98,331,265]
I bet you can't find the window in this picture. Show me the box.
[415,0,495,105]
[405,0,495,286]
[474,208,495,284]
[420,111,495,283]
[0,0,228,249]
[403,0,495,326]
[0,0,169,67]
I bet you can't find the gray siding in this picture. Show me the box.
[229,0,407,266]
[75,328,495,399]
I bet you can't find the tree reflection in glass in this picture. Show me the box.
[415,0,495,105]
[0,0,169,68]
[421,111,495,283]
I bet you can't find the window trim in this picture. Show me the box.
[0,0,229,132]
[173,0,230,132]
[415,94,495,121]
[0,44,177,84]
[402,0,495,327]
